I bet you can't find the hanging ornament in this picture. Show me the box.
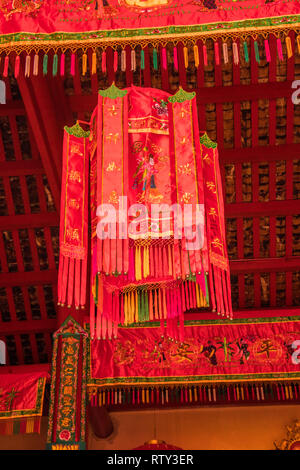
[70,52,75,76]
[277,38,283,61]
[82,52,87,76]
[131,49,136,72]
[222,42,229,64]
[3,55,9,78]
[161,47,167,70]
[214,41,220,65]
[232,42,239,65]
[121,49,126,72]
[33,53,39,76]
[92,51,97,75]
[203,43,207,66]
[140,49,145,70]
[243,41,249,63]
[193,44,199,68]
[183,45,188,69]
[254,41,260,63]
[153,48,158,70]
[114,50,118,72]
[52,53,58,77]
[285,36,293,59]
[297,35,300,54]
[173,45,178,71]
[60,53,65,76]
[102,50,107,73]
[264,39,271,62]
[14,55,20,78]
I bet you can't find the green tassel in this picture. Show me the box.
[141,291,145,321]
[153,48,158,70]
[243,42,249,63]
[141,49,145,70]
[43,54,48,75]
[138,291,141,322]
[205,273,209,305]
[254,41,260,63]
[144,291,149,321]
[52,54,58,76]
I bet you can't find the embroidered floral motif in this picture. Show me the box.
[106,161,121,172]
[0,0,43,19]
[178,163,192,175]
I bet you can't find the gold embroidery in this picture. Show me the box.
[66,228,80,241]
[178,163,192,175]
[211,238,223,250]
[68,199,80,210]
[106,161,121,172]
[108,104,118,116]
[206,181,217,194]
[181,192,193,203]
[208,208,217,219]
[106,133,119,144]
[203,153,213,165]
[70,143,83,156]
[108,191,119,204]
[68,170,81,183]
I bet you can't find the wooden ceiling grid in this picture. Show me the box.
[0,34,299,365]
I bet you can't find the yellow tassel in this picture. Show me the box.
[92,51,97,74]
[240,386,244,401]
[285,384,289,399]
[143,246,148,278]
[193,44,199,68]
[195,283,200,308]
[146,246,150,277]
[189,388,192,402]
[146,388,149,403]
[103,390,106,405]
[142,388,145,403]
[135,246,142,281]
[99,391,102,406]
[297,35,300,54]
[82,53,87,75]
[131,291,135,324]
[162,288,167,319]
[183,46,188,68]
[194,387,197,401]
[289,384,293,399]
[285,36,293,59]
[236,385,240,401]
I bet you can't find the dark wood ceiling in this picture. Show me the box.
[0,33,299,366]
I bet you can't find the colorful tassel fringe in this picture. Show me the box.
[89,382,300,408]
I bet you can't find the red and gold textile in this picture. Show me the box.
[0,371,48,435]
[47,316,89,450]
[57,123,90,310]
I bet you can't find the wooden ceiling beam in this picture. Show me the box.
[225,199,300,218]
[0,269,57,287]
[17,71,62,212]
[0,319,56,335]
[0,213,59,230]
[220,143,300,163]
[0,160,45,176]
[230,256,300,273]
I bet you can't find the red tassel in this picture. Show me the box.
[203,44,208,66]
[70,53,75,76]
[114,50,118,72]
[74,258,81,308]
[3,56,9,77]
[14,55,20,78]
[162,47,167,70]
[57,253,64,304]
[214,41,220,65]
[173,46,178,71]
[60,53,65,76]
[61,256,69,306]
[80,257,87,307]
[102,51,107,73]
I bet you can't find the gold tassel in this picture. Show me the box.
[285,384,289,399]
[285,36,293,59]
[103,390,106,405]
[146,388,149,403]
[189,387,192,402]
[82,53,87,76]
[135,246,142,281]
[193,44,199,68]
[143,246,149,278]
[131,290,135,324]
[195,283,200,308]
[289,384,293,399]
[183,46,188,68]
[297,35,300,54]
[99,391,102,407]
[142,388,145,403]
[92,51,97,74]
[194,387,197,401]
